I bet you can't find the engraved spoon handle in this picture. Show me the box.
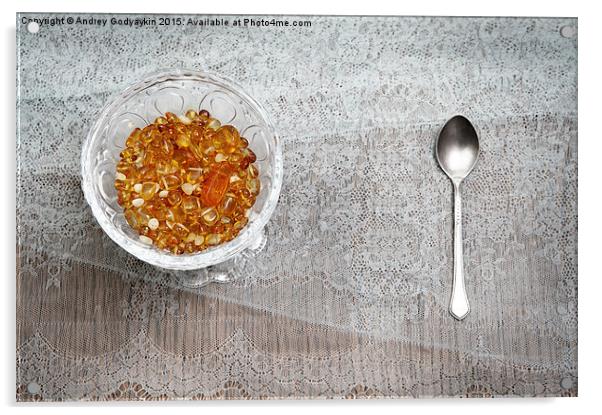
[450,181,470,320]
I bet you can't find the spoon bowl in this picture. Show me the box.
[435,115,480,320]
[436,115,480,182]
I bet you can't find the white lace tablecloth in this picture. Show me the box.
[16,14,577,400]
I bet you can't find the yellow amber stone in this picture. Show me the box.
[219,194,236,215]
[182,196,201,213]
[140,128,154,144]
[228,179,245,192]
[186,168,203,183]
[189,142,205,162]
[228,152,243,163]
[161,139,174,155]
[137,208,152,225]
[230,209,245,222]
[116,161,132,173]
[206,233,221,245]
[248,164,259,178]
[241,149,256,166]
[201,207,219,226]
[140,182,160,200]
[115,179,132,192]
[166,205,186,224]
[124,209,140,227]
[166,191,182,207]
[156,160,178,175]
[126,128,142,148]
[206,118,221,131]
[176,133,191,148]
[155,232,177,249]
[223,145,236,154]
[200,164,231,206]
[221,125,239,142]
[150,204,168,220]
[203,146,217,157]
[211,136,224,150]
[236,189,252,207]
[181,182,196,195]
[246,178,260,195]
[172,223,189,239]
[120,147,137,162]
[233,217,248,230]
[161,174,182,190]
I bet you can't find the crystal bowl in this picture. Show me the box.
[81,69,282,270]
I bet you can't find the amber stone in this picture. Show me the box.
[160,139,174,156]
[182,196,201,213]
[161,174,182,190]
[246,178,260,195]
[201,207,219,226]
[200,164,232,207]
[176,133,191,148]
[140,182,160,200]
[206,118,221,131]
[172,223,189,239]
[206,234,221,245]
[219,194,236,216]
[247,165,259,178]
[246,149,257,163]
[124,209,140,228]
[126,128,142,148]
[166,191,183,207]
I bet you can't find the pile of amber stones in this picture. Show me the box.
[114,109,259,254]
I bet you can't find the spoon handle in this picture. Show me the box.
[450,182,470,320]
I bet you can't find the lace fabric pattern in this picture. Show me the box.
[16,14,577,400]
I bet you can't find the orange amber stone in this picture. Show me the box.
[200,164,232,207]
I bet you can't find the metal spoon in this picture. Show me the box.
[435,115,480,320]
